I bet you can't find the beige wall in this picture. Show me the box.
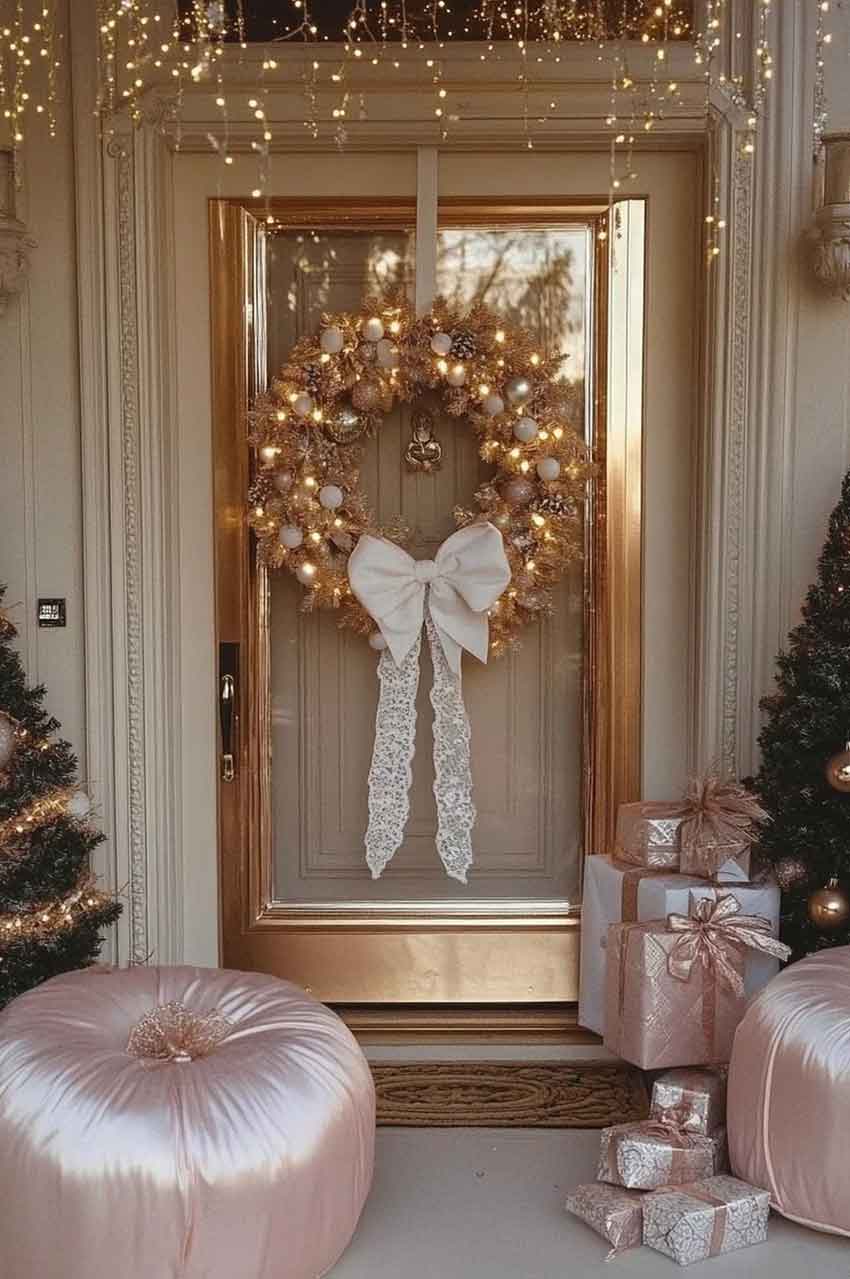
[1,17,849,965]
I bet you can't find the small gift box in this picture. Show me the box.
[604,895,790,1070]
[650,1068,727,1136]
[642,1174,770,1266]
[565,1182,645,1256]
[614,802,686,870]
[598,1120,727,1190]
[577,855,780,1036]
[678,775,768,883]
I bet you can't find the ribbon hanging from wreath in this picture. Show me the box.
[247,294,593,881]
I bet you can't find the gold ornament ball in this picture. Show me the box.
[807,877,850,931]
[825,743,850,792]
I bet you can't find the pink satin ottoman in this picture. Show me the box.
[0,965,375,1278]
[728,945,850,1237]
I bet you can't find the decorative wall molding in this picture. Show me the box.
[71,0,183,966]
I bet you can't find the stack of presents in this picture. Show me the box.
[567,778,790,1265]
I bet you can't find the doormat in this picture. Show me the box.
[372,1061,648,1128]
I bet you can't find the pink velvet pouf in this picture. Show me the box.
[728,945,850,1237]
[0,965,375,1279]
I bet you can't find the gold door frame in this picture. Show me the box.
[211,195,643,1016]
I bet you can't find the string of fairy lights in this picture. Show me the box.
[0,2,839,189]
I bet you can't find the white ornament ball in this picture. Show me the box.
[376,338,400,369]
[514,417,538,443]
[0,712,16,770]
[279,525,304,549]
[293,392,314,418]
[506,375,533,405]
[272,469,294,494]
[536,457,561,482]
[482,393,505,417]
[446,364,467,387]
[67,791,92,819]
[296,562,317,586]
[430,332,453,357]
[320,326,344,355]
[369,632,388,652]
[363,317,385,343]
[318,484,344,510]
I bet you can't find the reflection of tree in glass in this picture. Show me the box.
[269,231,413,320]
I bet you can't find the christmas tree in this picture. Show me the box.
[0,587,121,1009]
[754,470,850,959]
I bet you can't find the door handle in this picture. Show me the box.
[219,641,239,783]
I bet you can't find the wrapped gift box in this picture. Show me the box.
[577,855,780,1036]
[565,1182,644,1255]
[604,898,789,1070]
[603,918,744,1069]
[643,1175,770,1266]
[614,802,685,870]
[598,1120,727,1190]
[650,1067,727,1136]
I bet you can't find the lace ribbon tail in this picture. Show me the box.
[364,634,422,878]
[426,612,475,884]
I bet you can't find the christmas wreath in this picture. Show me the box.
[247,294,592,655]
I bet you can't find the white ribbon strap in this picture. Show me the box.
[348,523,511,882]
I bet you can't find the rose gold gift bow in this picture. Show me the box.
[679,773,769,876]
[606,1120,706,1185]
[666,893,791,998]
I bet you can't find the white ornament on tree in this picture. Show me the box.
[296,562,317,585]
[482,393,505,417]
[536,457,561,482]
[446,364,467,387]
[430,332,452,357]
[67,791,92,819]
[292,393,314,418]
[363,317,385,342]
[513,417,538,443]
[279,525,304,549]
[320,326,344,355]
[368,632,388,651]
[318,484,344,510]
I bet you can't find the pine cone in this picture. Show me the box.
[303,363,323,395]
[450,329,477,360]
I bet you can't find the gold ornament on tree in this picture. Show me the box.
[825,741,850,792]
[807,877,850,932]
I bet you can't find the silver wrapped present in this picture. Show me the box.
[565,1182,644,1256]
[643,1174,770,1266]
[598,1120,727,1191]
[650,1067,727,1136]
[614,802,685,869]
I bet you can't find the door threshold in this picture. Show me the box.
[336,1003,600,1044]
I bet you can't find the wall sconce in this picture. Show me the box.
[813,133,850,301]
[0,151,35,315]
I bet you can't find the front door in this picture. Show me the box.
[212,149,698,1015]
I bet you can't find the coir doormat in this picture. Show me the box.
[372,1060,648,1128]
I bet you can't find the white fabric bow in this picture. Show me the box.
[348,523,511,882]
